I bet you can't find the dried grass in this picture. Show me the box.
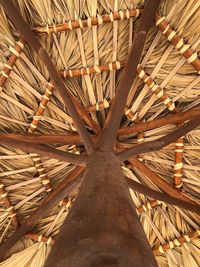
[0,0,199,266]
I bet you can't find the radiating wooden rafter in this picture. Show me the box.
[0,0,200,266]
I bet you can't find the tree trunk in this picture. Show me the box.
[45,151,158,267]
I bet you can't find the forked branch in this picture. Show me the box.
[117,108,200,137]
[96,0,162,151]
[0,0,94,154]
[2,108,199,145]
[118,117,200,161]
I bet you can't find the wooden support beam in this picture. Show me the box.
[118,117,200,161]
[116,143,196,205]
[117,108,200,137]
[127,158,197,205]
[96,0,161,151]
[0,136,86,166]
[155,13,200,73]
[0,166,84,261]
[126,178,200,214]
[28,84,99,135]
[153,229,200,255]
[0,133,82,144]
[33,9,142,35]
[2,1,198,266]
[44,151,158,267]
[0,0,94,154]
[0,37,26,92]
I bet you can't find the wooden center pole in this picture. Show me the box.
[45,151,158,267]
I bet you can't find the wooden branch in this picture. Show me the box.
[28,83,54,133]
[0,166,84,261]
[69,93,100,134]
[126,178,200,214]
[60,61,126,78]
[25,228,200,254]
[155,13,200,72]
[95,0,161,151]
[0,136,86,166]
[127,158,197,205]
[153,229,200,255]
[33,9,142,35]
[0,133,82,144]
[0,37,26,93]
[28,83,99,134]
[39,52,94,153]
[86,98,111,113]
[25,198,75,245]
[117,143,196,205]
[137,65,177,112]
[117,108,200,136]
[0,0,94,154]
[44,151,158,267]
[28,81,99,134]
[60,62,177,122]
[27,84,53,192]
[25,228,200,255]
[118,117,200,161]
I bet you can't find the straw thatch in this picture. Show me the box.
[0,0,200,266]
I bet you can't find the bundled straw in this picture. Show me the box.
[0,0,200,266]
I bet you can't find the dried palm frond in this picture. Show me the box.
[0,0,199,266]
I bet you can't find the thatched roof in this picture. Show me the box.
[0,0,199,266]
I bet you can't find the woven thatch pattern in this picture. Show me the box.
[0,0,200,266]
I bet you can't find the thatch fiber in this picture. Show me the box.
[0,0,200,266]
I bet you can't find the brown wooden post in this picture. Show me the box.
[45,151,158,267]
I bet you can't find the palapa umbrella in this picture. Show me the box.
[0,0,199,266]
